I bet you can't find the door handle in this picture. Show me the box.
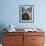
[32,39,36,40]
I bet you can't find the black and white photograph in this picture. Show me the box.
[19,5,34,23]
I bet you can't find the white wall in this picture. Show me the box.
[0,0,46,29]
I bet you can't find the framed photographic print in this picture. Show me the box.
[19,5,34,23]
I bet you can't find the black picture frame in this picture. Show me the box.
[19,5,34,23]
